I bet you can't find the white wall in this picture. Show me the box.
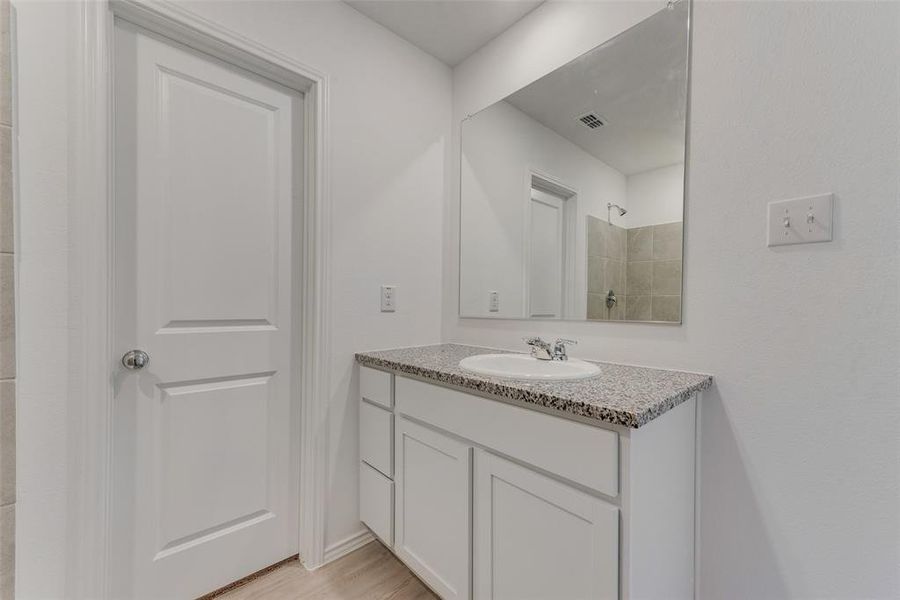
[446,1,900,598]
[16,1,450,595]
[14,2,72,598]
[625,163,684,229]
[460,100,625,318]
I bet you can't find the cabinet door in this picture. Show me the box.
[395,417,471,600]
[474,450,619,600]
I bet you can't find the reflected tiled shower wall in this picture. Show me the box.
[586,215,626,320]
[0,1,12,596]
[587,216,682,322]
[625,222,682,321]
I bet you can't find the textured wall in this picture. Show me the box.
[0,0,13,596]
[15,2,74,594]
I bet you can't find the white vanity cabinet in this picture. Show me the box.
[358,364,699,600]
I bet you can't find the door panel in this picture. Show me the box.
[528,189,565,318]
[474,450,619,600]
[158,67,279,327]
[158,375,271,552]
[113,23,301,600]
[395,417,472,600]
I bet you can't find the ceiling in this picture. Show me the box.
[345,0,544,66]
[505,1,689,175]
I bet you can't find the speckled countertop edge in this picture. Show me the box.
[355,344,713,429]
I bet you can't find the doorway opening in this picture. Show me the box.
[524,173,577,319]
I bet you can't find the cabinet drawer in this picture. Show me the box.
[360,366,393,408]
[360,399,393,477]
[360,461,393,546]
[396,376,619,497]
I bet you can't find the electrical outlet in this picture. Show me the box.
[767,193,833,247]
[380,285,396,312]
[488,291,500,312]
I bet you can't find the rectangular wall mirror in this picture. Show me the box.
[459,0,690,323]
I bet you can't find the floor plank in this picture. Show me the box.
[215,541,438,599]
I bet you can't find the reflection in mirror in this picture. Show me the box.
[459,0,689,322]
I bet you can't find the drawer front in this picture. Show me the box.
[360,399,393,477]
[360,366,393,408]
[396,376,619,497]
[360,461,394,545]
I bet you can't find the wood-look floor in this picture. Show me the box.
[216,541,438,599]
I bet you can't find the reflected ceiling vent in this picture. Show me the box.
[577,112,606,130]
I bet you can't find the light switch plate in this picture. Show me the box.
[380,285,396,312]
[767,193,833,247]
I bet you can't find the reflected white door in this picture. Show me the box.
[112,23,301,599]
[528,189,565,318]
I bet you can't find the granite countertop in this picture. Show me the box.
[355,344,712,429]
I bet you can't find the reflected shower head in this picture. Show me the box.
[607,202,627,217]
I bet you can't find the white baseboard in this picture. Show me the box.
[321,528,375,566]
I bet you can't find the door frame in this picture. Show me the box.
[67,1,332,597]
[522,169,578,319]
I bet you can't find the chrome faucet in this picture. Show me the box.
[524,336,553,360]
[524,337,577,361]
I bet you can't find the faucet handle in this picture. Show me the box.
[552,338,577,360]
[523,336,548,346]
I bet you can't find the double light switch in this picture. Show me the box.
[767,193,834,247]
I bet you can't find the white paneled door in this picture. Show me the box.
[527,189,565,318]
[112,23,301,599]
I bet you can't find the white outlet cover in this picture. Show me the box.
[767,193,833,247]
[488,291,499,312]
[380,285,396,312]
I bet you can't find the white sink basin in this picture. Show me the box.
[458,353,601,381]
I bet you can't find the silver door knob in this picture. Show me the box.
[122,349,150,370]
